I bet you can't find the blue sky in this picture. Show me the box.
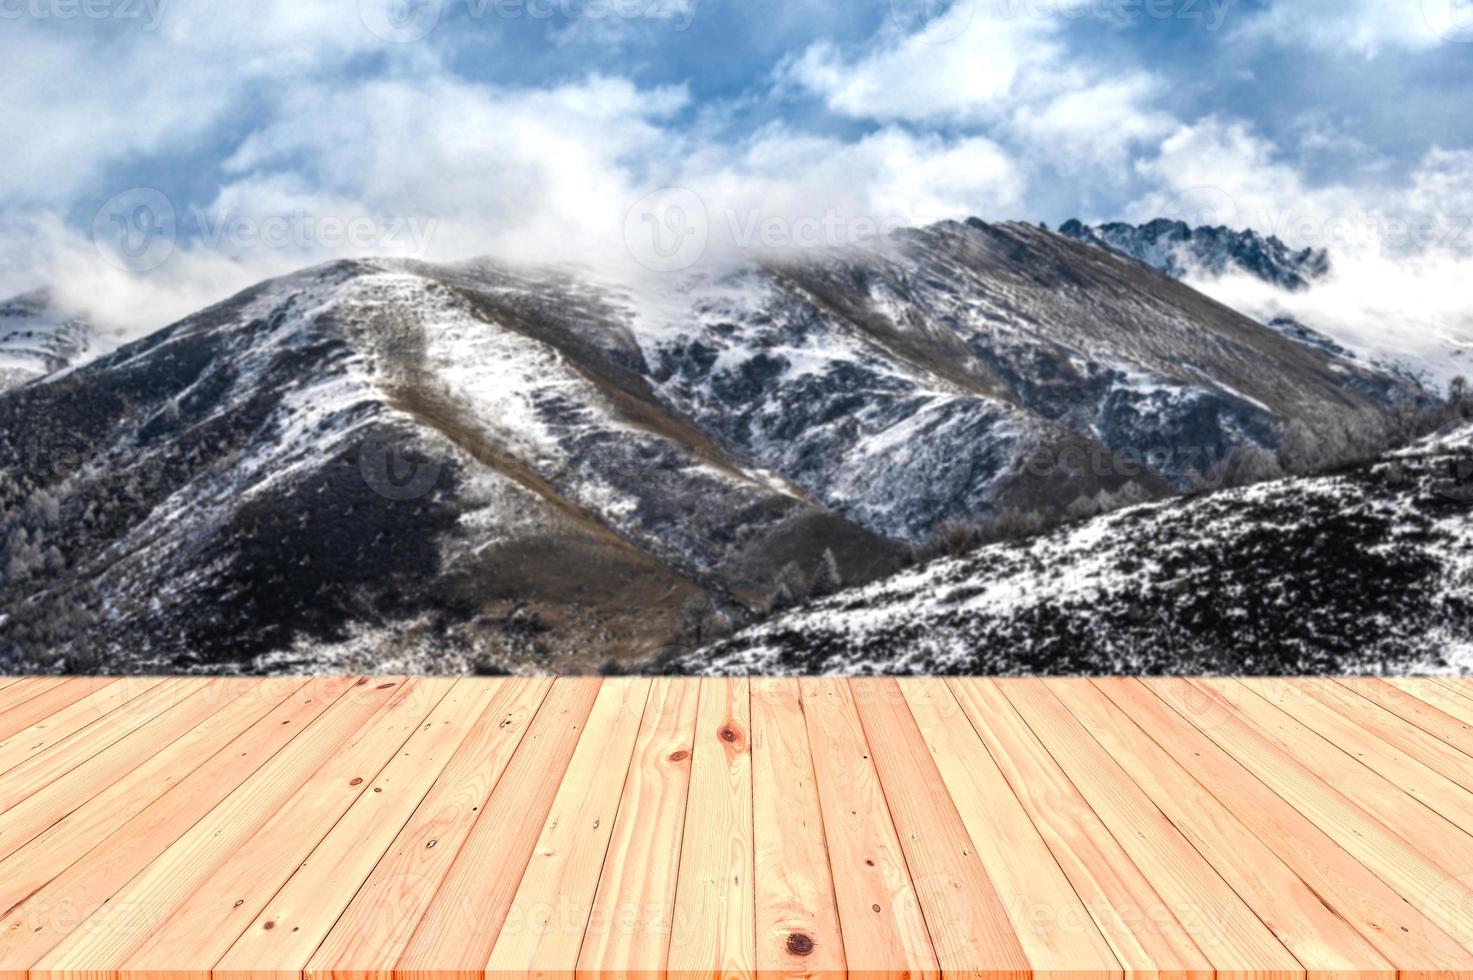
[1,0,1472,329]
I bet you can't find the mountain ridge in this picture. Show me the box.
[663,418,1473,675]
[0,219,1437,672]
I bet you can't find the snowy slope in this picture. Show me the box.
[0,221,1431,672]
[1058,218,1330,291]
[0,290,92,393]
[0,259,898,673]
[629,220,1419,539]
[1058,218,1470,394]
[667,420,1473,675]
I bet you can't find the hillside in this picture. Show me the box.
[665,421,1473,675]
[0,220,1431,672]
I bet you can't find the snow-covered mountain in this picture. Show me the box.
[1058,218,1331,291]
[666,419,1473,675]
[0,290,92,393]
[0,220,1433,672]
[1058,218,1471,395]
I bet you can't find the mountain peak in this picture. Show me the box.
[1059,218,1331,292]
[0,288,92,393]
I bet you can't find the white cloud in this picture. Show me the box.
[786,1,1066,124]
[1129,117,1473,391]
[1009,73,1176,175]
[1235,0,1473,56]
[784,0,1177,182]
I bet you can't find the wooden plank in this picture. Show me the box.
[485,678,652,978]
[1198,679,1473,885]
[304,677,553,980]
[0,676,167,774]
[0,677,263,864]
[798,677,938,979]
[0,677,359,975]
[30,677,410,977]
[851,678,1031,980]
[1334,678,1473,755]
[1429,677,1473,704]
[1052,679,1395,978]
[1143,678,1473,958]
[0,676,65,719]
[116,679,456,978]
[666,676,756,979]
[750,677,846,978]
[214,679,507,980]
[1383,678,1473,740]
[987,679,1303,980]
[944,679,1212,980]
[1290,678,1473,796]
[1094,678,1473,977]
[574,677,700,979]
[1241,679,1473,827]
[900,678,1120,980]
[0,677,198,803]
[393,677,603,979]
[0,678,306,907]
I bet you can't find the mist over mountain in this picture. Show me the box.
[0,291,92,394]
[1058,218,1332,292]
[0,219,1454,673]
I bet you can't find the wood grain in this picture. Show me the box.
[486,678,652,978]
[993,679,1302,980]
[0,676,1470,980]
[667,676,756,979]
[304,676,552,980]
[750,677,846,979]
[574,677,700,980]
[799,677,938,980]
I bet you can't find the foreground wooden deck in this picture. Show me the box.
[2,677,1473,979]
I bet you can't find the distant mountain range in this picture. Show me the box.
[1057,218,1331,292]
[0,219,1452,672]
